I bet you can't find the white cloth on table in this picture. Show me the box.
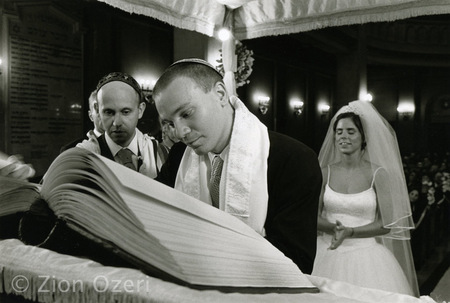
[0,239,435,303]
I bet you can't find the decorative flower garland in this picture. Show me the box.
[216,40,254,88]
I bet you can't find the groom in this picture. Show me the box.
[154,59,322,274]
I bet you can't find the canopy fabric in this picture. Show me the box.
[97,0,450,40]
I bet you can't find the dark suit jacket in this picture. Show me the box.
[96,134,115,160]
[61,134,115,159]
[94,134,159,173]
[157,131,321,274]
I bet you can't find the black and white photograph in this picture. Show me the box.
[0,1,449,302]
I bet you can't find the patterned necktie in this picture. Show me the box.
[117,148,136,171]
[210,156,224,208]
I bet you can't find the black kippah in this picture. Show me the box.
[96,72,143,99]
[169,58,223,77]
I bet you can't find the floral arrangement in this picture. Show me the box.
[217,40,254,88]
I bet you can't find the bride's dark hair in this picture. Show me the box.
[332,112,367,150]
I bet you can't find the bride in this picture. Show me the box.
[312,100,419,296]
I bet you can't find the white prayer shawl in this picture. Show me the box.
[136,130,162,178]
[76,128,161,179]
[86,130,99,140]
[175,96,270,235]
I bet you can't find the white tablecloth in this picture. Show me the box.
[0,239,436,303]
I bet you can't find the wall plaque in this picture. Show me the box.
[2,2,83,177]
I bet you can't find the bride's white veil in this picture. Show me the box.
[318,100,419,296]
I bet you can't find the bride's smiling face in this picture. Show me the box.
[334,118,363,155]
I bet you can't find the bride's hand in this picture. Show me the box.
[329,220,352,250]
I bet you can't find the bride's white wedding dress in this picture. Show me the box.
[312,168,414,296]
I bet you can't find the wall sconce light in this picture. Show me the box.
[141,80,155,92]
[140,79,156,102]
[292,99,304,116]
[361,93,373,102]
[318,103,330,115]
[257,96,270,115]
[397,103,415,120]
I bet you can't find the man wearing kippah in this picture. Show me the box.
[77,72,162,179]
[154,59,322,274]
